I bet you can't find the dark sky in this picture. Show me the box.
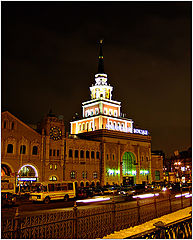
[2,1,192,157]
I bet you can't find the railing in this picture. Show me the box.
[1,193,192,239]
[126,215,192,239]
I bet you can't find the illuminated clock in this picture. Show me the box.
[49,126,62,140]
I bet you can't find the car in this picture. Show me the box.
[93,189,104,196]
[117,187,135,197]
[1,192,16,207]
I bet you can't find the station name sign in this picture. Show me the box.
[105,124,148,136]
[133,128,148,136]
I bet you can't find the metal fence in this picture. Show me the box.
[127,216,192,239]
[1,193,192,239]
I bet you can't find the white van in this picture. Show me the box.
[29,181,76,203]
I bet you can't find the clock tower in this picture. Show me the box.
[40,110,65,181]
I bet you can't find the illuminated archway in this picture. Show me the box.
[122,152,136,185]
[1,164,12,176]
[18,164,38,178]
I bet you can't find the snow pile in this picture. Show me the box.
[103,207,192,239]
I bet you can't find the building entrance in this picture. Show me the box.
[122,152,136,185]
[123,176,134,186]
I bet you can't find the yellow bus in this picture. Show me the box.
[29,181,76,203]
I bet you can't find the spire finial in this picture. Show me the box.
[98,39,104,73]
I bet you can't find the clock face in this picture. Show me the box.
[50,126,62,140]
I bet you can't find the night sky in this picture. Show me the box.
[2,1,192,157]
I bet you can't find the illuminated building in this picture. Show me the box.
[1,41,159,187]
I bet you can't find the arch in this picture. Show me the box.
[18,164,39,177]
[122,152,136,176]
[80,181,84,187]
[1,164,13,176]
[1,162,14,176]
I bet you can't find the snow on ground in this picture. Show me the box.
[103,207,192,239]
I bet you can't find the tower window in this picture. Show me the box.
[70,171,76,179]
[50,164,53,170]
[82,123,85,131]
[4,121,7,129]
[86,151,90,158]
[53,150,56,156]
[96,151,100,159]
[82,171,87,179]
[32,146,38,155]
[80,150,84,158]
[79,124,81,131]
[91,151,95,159]
[20,145,26,154]
[104,108,107,114]
[114,110,117,117]
[109,110,112,116]
[11,122,14,130]
[75,150,79,158]
[7,144,13,153]
[49,149,52,156]
[69,149,73,158]
[93,172,98,179]
[57,150,59,156]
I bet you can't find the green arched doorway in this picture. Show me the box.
[122,152,136,186]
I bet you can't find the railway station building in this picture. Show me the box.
[1,42,163,187]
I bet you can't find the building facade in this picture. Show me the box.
[1,41,160,187]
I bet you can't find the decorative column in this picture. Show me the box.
[137,145,141,184]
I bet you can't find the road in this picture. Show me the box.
[2,191,191,219]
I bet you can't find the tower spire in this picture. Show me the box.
[98,39,104,73]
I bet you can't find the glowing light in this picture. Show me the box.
[175,192,189,198]
[17,178,37,181]
[162,187,167,191]
[18,164,38,177]
[133,193,159,199]
[185,194,192,198]
[140,170,149,175]
[76,197,110,203]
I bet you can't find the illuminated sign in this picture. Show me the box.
[106,124,148,136]
[17,178,37,181]
[106,124,132,133]
[133,128,148,136]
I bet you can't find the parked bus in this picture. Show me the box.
[1,176,17,207]
[1,176,16,194]
[29,181,76,203]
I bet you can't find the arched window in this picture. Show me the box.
[32,146,38,155]
[86,122,89,130]
[113,154,115,160]
[20,145,26,154]
[91,151,95,159]
[86,151,90,158]
[11,122,14,130]
[70,171,76,179]
[79,124,81,131]
[80,182,84,187]
[80,150,84,158]
[4,121,7,129]
[49,176,57,181]
[7,144,13,153]
[69,149,73,158]
[82,123,85,131]
[75,150,79,158]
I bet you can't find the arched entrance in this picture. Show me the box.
[1,164,12,176]
[17,164,39,192]
[122,152,136,186]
